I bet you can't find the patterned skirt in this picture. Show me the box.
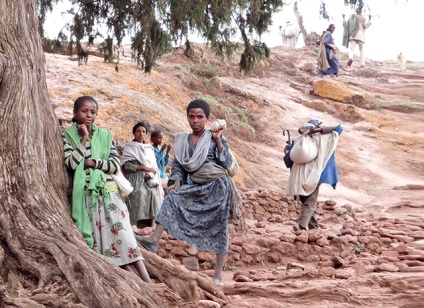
[156,177,231,255]
[86,192,143,266]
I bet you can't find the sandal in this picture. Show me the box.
[134,235,159,253]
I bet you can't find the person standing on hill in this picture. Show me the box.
[284,120,343,231]
[346,7,372,68]
[150,130,172,189]
[136,99,240,286]
[317,24,339,77]
[63,96,151,282]
[279,21,301,48]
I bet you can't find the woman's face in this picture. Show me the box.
[152,133,164,145]
[329,26,336,33]
[187,108,207,134]
[74,100,97,127]
[133,125,147,143]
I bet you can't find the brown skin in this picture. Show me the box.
[166,108,223,194]
[73,100,98,169]
[187,108,223,152]
[152,133,171,156]
[132,125,156,179]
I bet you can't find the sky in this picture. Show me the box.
[44,0,424,62]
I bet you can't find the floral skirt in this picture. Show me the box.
[87,192,143,266]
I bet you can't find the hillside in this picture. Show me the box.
[47,45,424,307]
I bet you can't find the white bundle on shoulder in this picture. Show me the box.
[210,119,227,132]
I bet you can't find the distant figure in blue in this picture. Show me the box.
[317,24,339,77]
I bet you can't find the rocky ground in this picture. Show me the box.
[47,44,424,307]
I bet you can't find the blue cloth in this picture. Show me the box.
[318,125,343,188]
[153,146,170,179]
[318,32,339,76]
[156,135,232,255]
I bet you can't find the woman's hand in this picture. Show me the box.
[160,143,167,153]
[211,128,224,140]
[166,144,172,155]
[146,167,156,174]
[84,159,96,169]
[165,180,180,195]
[78,124,89,139]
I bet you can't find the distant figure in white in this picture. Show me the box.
[398,52,407,73]
[343,7,371,68]
[279,21,300,48]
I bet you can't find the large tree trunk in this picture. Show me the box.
[0,2,226,307]
[0,1,163,306]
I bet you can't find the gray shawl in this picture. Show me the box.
[174,130,212,173]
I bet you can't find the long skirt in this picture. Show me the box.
[156,177,231,255]
[318,48,339,76]
[87,192,144,266]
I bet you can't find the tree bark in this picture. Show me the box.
[0,1,162,307]
[294,1,320,46]
[0,2,227,307]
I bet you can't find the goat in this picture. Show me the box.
[78,50,89,66]
[397,52,407,73]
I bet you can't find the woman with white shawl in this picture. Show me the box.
[121,122,164,233]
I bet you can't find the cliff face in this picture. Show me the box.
[49,44,424,209]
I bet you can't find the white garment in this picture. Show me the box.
[349,14,371,66]
[350,14,371,43]
[286,132,339,196]
[349,40,365,66]
[121,141,164,203]
[279,26,300,48]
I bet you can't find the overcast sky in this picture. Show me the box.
[44,0,424,62]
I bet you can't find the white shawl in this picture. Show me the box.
[121,141,164,202]
[287,132,339,196]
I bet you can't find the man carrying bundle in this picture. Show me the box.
[284,120,343,231]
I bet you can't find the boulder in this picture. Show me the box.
[376,263,400,272]
[331,256,345,268]
[335,268,356,279]
[187,246,199,255]
[183,257,200,271]
[311,79,370,109]
[296,231,309,243]
[257,238,280,248]
[280,233,296,243]
[243,244,262,255]
[171,247,189,257]
[316,237,329,247]
[319,267,336,278]
[351,261,366,276]
[335,207,348,216]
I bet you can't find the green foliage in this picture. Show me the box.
[352,245,365,254]
[398,103,424,110]
[37,0,285,73]
[373,103,388,110]
[406,66,421,71]
[189,64,223,79]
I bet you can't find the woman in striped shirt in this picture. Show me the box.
[63,96,151,283]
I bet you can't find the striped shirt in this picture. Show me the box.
[63,134,120,191]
